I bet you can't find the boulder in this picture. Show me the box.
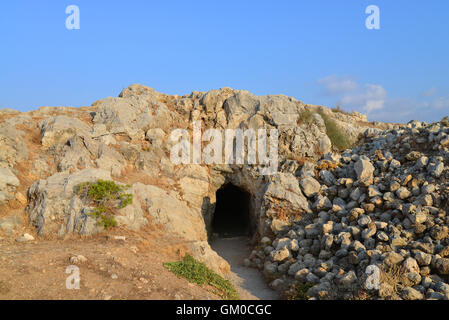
[39,116,91,148]
[27,169,148,235]
[354,159,375,186]
[299,177,321,198]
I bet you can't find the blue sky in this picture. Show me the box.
[1,0,448,123]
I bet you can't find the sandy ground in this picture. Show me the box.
[0,228,221,300]
[0,228,278,300]
[211,237,279,300]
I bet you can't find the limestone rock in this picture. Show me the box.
[27,169,129,235]
[354,159,375,186]
[299,177,321,198]
[0,124,29,168]
[0,167,20,201]
[16,233,34,242]
[39,116,91,148]
[188,241,230,276]
[401,287,423,300]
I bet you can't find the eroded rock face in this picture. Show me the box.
[0,168,20,201]
[0,123,29,168]
[0,84,390,275]
[132,183,205,241]
[27,169,114,235]
[39,116,92,148]
[262,173,312,234]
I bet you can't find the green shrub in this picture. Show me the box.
[164,254,239,300]
[74,179,133,229]
[89,206,118,229]
[317,110,352,151]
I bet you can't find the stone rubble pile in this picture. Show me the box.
[248,118,449,300]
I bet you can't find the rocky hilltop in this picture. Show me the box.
[3,84,448,300]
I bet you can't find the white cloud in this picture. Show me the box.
[317,75,448,123]
[339,84,387,113]
[370,99,425,123]
[421,87,438,97]
[317,75,358,95]
[433,96,449,109]
[317,75,387,114]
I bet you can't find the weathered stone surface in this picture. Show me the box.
[263,173,312,232]
[270,246,291,262]
[299,177,321,198]
[26,169,145,236]
[384,251,405,265]
[414,251,432,266]
[0,167,20,201]
[435,258,449,275]
[401,287,423,300]
[0,124,29,168]
[403,257,420,274]
[132,183,204,241]
[93,87,175,139]
[69,255,88,264]
[39,116,91,148]
[16,233,34,242]
[354,159,374,186]
[0,216,22,234]
[396,187,411,200]
[188,241,230,276]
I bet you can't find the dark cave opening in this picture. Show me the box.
[211,184,252,238]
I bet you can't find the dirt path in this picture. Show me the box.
[210,237,279,300]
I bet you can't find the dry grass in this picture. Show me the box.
[317,110,352,151]
[379,263,408,298]
[331,105,353,116]
[314,160,342,176]
[297,108,316,126]
[296,107,353,151]
[283,282,314,300]
[269,202,308,222]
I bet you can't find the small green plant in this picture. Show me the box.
[164,254,239,300]
[74,179,133,229]
[317,110,352,151]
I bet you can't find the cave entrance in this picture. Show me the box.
[211,184,252,238]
